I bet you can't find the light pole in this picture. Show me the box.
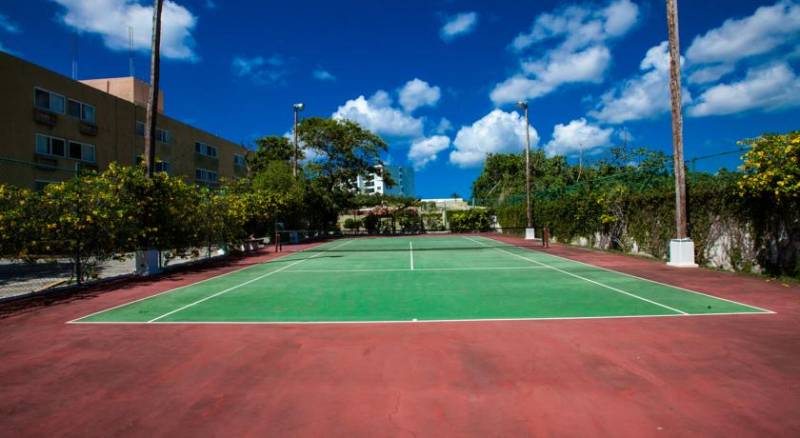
[517,100,535,240]
[665,0,696,267]
[292,103,305,177]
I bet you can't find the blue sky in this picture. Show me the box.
[1,0,799,198]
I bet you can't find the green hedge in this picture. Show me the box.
[0,164,284,281]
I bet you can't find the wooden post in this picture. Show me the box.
[666,0,688,239]
[143,0,164,178]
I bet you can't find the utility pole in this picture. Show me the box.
[292,103,305,177]
[144,0,164,178]
[136,0,165,278]
[517,100,535,239]
[665,0,696,267]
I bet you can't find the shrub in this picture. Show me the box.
[448,209,492,232]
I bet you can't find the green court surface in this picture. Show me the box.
[72,236,771,324]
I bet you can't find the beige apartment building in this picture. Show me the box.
[0,52,248,190]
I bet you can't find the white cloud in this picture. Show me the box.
[0,13,20,33]
[313,69,336,81]
[368,89,393,107]
[493,0,638,105]
[602,0,640,37]
[686,1,800,66]
[688,62,800,117]
[408,135,451,170]
[332,91,423,138]
[440,12,478,41]
[435,118,453,134]
[450,109,539,168]
[232,55,286,85]
[683,1,800,88]
[590,41,692,124]
[51,0,198,61]
[687,63,737,85]
[398,78,441,112]
[544,118,613,157]
[510,0,638,52]
[492,45,611,102]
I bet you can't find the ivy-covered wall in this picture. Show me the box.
[480,131,800,278]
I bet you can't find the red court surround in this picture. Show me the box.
[1,237,799,437]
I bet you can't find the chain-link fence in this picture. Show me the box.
[0,244,243,301]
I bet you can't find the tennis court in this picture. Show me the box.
[70,235,770,324]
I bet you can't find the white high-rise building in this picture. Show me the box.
[354,165,415,197]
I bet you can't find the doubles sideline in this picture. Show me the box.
[467,235,772,314]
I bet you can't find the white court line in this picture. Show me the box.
[68,239,354,324]
[462,236,688,315]
[284,266,549,273]
[67,311,774,325]
[409,242,414,270]
[476,235,774,314]
[146,239,354,322]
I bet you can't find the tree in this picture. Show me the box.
[0,185,42,260]
[738,131,800,203]
[251,160,306,229]
[299,118,387,190]
[249,136,300,174]
[448,209,492,232]
[144,0,164,177]
[298,117,388,216]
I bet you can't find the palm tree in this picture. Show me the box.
[144,0,164,178]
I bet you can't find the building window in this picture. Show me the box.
[234,154,246,167]
[67,99,96,124]
[155,161,171,174]
[195,168,218,183]
[67,141,96,163]
[69,141,82,160]
[35,134,66,157]
[195,142,218,158]
[34,88,65,114]
[156,129,170,143]
[135,121,169,143]
[83,144,96,163]
[135,157,169,173]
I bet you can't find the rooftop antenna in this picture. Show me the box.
[128,26,135,78]
[71,33,79,80]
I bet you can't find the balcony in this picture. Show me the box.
[79,121,98,136]
[33,108,57,127]
[33,154,59,171]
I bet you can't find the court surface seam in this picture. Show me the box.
[462,236,688,315]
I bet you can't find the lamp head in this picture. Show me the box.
[293,103,305,111]
[516,100,528,110]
